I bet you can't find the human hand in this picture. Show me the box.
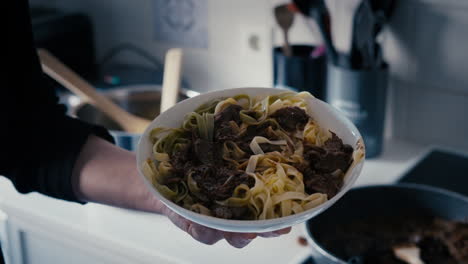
[139,188,291,248]
[160,202,291,248]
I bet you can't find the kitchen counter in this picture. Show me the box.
[0,139,427,264]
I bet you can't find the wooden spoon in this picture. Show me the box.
[274,4,294,56]
[37,49,151,134]
[160,48,183,113]
[393,245,425,264]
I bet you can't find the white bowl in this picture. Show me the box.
[136,87,365,233]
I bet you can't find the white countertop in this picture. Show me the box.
[0,139,428,264]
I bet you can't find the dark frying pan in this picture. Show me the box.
[304,183,468,264]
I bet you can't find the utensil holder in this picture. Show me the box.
[326,63,388,158]
[273,45,326,100]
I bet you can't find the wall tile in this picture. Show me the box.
[390,80,410,140]
[408,2,468,94]
[405,84,468,150]
[382,2,419,81]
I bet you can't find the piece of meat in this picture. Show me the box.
[301,133,354,198]
[215,122,237,142]
[446,222,468,262]
[301,132,354,198]
[419,237,456,264]
[170,143,193,176]
[215,167,254,200]
[214,104,243,143]
[324,132,354,154]
[316,152,353,174]
[190,165,254,201]
[215,104,243,124]
[235,122,278,154]
[193,138,217,165]
[304,145,326,165]
[303,169,343,198]
[270,106,309,131]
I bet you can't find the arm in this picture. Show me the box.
[73,135,290,248]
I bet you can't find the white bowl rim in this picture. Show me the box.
[136,87,365,231]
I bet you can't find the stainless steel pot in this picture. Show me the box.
[60,84,199,151]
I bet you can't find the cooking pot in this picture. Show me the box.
[60,84,199,151]
[304,183,468,264]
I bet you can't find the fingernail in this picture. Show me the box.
[191,227,200,238]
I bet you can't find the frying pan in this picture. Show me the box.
[304,183,468,264]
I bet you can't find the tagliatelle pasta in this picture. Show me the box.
[143,92,363,220]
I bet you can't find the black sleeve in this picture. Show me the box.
[0,0,114,202]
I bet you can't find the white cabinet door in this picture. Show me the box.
[0,210,10,264]
[20,232,116,264]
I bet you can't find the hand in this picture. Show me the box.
[73,135,291,248]
[158,200,291,248]
[139,185,291,248]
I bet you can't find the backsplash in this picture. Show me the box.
[383,0,468,150]
[30,0,468,151]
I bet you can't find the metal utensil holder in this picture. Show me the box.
[326,63,388,158]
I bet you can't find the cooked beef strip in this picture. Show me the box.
[270,106,309,131]
[190,165,254,201]
[170,143,193,176]
[301,132,354,198]
[236,122,278,154]
[214,104,243,142]
[193,138,217,165]
[215,121,238,142]
[303,168,343,198]
[215,104,243,125]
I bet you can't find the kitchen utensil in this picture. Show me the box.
[161,48,183,113]
[349,0,375,69]
[304,184,468,264]
[369,0,397,39]
[350,0,396,69]
[273,45,326,99]
[393,245,425,264]
[274,4,294,57]
[292,0,338,64]
[38,49,151,133]
[136,87,365,232]
[60,85,199,151]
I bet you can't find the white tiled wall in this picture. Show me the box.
[31,0,468,151]
[383,0,468,151]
